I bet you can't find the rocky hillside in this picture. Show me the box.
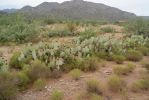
[10,0,137,21]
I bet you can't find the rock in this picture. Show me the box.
[104,70,112,75]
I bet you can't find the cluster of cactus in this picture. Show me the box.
[0,57,8,72]
[16,35,149,71]
[123,35,148,49]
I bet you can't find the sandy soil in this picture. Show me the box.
[16,58,149,100]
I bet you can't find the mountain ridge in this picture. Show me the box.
[1,0,137,21]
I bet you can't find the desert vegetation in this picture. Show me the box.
[0,12,149,100]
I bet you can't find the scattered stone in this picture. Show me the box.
[104,70,112,75]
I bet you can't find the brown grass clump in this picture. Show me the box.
[86,79,104,95]
[131,79,149,92]
[69,69,82,80]
[107,75,126,92]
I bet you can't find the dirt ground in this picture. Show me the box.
[16,57,149,100]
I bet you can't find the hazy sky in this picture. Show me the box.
[0,0,149,16]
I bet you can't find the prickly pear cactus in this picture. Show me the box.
[0,57,8,72]
[16,34,149,71]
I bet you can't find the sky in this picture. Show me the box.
[0,0,149,16]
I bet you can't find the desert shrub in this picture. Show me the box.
[0,51,2,57]
[96,51,108,59]
[113,66,128,75]
[145,39,149,48]
[113,55,125,64]
[126,62,136,72]
[15,71,29,90]
[144,64,149,72]
[137,46,149,56]
[63,58,85,71]
[21,64,30,74]
[61,55,75,71]
[47,29,73,37]
[125,50,143,61]
[28,60,49,82]
[33,78,46,91]
[84,57,99,72]
[100,26,115,33]
[131,79,149,92]
[51,89,64,100]
[106,54,115,61]
[50,69,62,79]
[86,79,104,95]
[0,14,38,43]
[67,22,76,32]
[69,69,82,80]
[113,64,135,75]
[79,29,96,41]
[90,93,103,100]
[9,52,24,69]
[97,52,116,61]
[77,93,103,100]
[0,72,18,100]
[125,18,149,37]
[141,61,149,72]
[121,89,129,100]
[107,75,125,92]
[44,18,57,25]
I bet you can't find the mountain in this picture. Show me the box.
[2,9,18,13]
[140,16,149,20]
[0,11,8,17]
[18,0,136,21]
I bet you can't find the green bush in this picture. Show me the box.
[47,29,73,37]
[113,55,125,64]
[0,51,2,57]
[126,50,143,61]
[131,79,149,92]
[51,89,64,100]
[137,46,149,56]
[106,54,115,61]
[84,58,99,72]
[69,69,82,80]
[90,93,103,100]
[79,29,96,41]
[126,62,136,72]
[9,52,24,69]
[0,72,18,100]
[61,55,76,71]
[44,18,57,25]
[141,61,149,72]
[125,18,149,37]
[113,64,135,75]
[63,58,85,71]
[86,79,104,95]
[0,14,38,43]
[107,75,125,92]
[96,51,108,59]
[113,66,128,75]
[67,22,76,32]
[100,26,115,33]
[15,71,29,90]
[28,60,49,82]
[33,78,46,91]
